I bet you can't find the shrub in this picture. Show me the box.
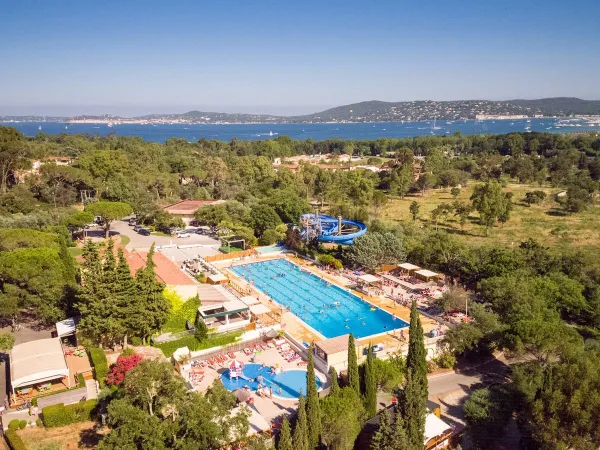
[435,352,456,369]
[121,347,136,356]
[18,420,26,430]
[7,419,20,430]
[42,400,98,428]
[163,296,201,332]
[318,254,343,270]
[106,354,143,386]
[4,429,26,450]
[77,373,86,388]
[88,348,108,387]
[36,418,43,427]
[130,336,142,346]
[194,319,209,343]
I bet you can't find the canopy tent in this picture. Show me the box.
[398,262,421,271]
[240,295,260,306]
[415,269,438,280]
[207,273,227,284]
[358,274,380,284]
[249,304,271,316]
[10,338,70,392]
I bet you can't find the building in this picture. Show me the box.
[124,249,198,299]
[197,284,251,333]
[162,199,226,224]
[15,157,74,182]
[10,338,71,396]
[314,334,356,372]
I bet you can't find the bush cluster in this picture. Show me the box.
[4,429,26,450]
[154,331,241,357]
[88,347,108,387]
[42,400,98,428]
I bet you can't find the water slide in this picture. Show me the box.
[300,213,367,245]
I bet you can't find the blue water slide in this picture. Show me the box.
[300,213,367,245]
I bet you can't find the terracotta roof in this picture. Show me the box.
[163,199,225,215]
[124,250,196,286]
[315,334,353,355]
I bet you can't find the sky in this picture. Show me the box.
[1,0,599,116]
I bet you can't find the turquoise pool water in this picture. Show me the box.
[220,363,321,399]
[231,259,408,339]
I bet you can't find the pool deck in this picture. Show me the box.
[216,254,443,355]
[186,344,326,423]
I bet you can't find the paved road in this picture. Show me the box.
[109,220,221,251]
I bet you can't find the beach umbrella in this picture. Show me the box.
[230,360,243,371]
[234,388,251,403]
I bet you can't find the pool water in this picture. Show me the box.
[220,363,321,399]
[231,259,408,339]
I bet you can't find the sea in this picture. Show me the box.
[2,118,599,144]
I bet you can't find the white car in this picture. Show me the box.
[177,232,191,238]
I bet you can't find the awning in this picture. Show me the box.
[10,338,69,389]
[358,274,380,283]
[55,317,79,337]
[415,269,438,278]
[249,304,271,315]
[240,296,260,306]
[207,273,227,283]
[398,263,421,271]
[424,413,453,444]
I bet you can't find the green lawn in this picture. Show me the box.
[380,183,600,253]
[68,247,83,257]
[155,331,242,358]
[219,245,245,254]
[120,234,131,246]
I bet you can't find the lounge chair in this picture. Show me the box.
[297,361,308,366]
[227,352,236,359]
[243,348,252,356]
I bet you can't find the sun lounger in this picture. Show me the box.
[267,340,276,348]
[297,361,308,366]
[243,348,252,356]
[227,352,236,359]
[274,338,286,347]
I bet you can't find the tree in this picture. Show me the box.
[524,190,546,206]
[347,334,360,396]
[464,385,513,449]
[0,333,15,352]
[320,387,365,450]
[371,407,394,450]
[0,126,31,194]
[450,187,460,198]
[470,180,512,229]
[278,417,293,450]
[249,203,282,237]
[409,201,420,221]
[194,318,209,342]
[86,201,133,238]
[364,344,377,417]
[306,346,322,449]
[436,285,470,313]
[348,232,406,271]
[318,254,343,270]
[293,395,309,450]
[415,173,437,196]
[329,366,340,396]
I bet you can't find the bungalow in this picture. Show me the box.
[162,199,226,224]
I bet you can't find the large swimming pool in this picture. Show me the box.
[231,259,408,339]
[220,363,321,399]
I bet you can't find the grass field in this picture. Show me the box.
[380,183,600,252]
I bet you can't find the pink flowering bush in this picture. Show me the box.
[106,354,143,386]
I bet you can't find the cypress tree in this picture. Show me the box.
[364,344,377,417]
[116,247,137,348]
[306,345,322,449]
[401,369,426,450]
[406,300,428,399]
[392,410,409,449]
[134,244,170,343]
[371,407,394,450]
[293,395,309,450]
[347,334,360,396]
[278,417,293,450]
[329,366,340,396]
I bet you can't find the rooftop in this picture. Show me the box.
[163,199,225,215]
[315,334,353,355]
[124,250,196,286]
[10,338,69,389]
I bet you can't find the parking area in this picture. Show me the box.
[111,220,222,253]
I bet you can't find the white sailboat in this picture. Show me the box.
[38,125,42,131]
[269,131,273,136]
[431,116,442,131]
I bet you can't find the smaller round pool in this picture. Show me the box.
[220,363,322,399]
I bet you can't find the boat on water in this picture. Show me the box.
[431,116,442,131]
[38,125,42,131]
[107,122,113,127]
[269,131,273,136]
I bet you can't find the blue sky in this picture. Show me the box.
[1,0,599,116]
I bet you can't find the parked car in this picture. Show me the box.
[138,228,151,236]
[177,232,191,238]
[133,225,142,232]
[128,218,137,226]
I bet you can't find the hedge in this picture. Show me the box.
[88,348,108,387]
[7,420,19,430]
[154,331,242,357]
[4,429,26,450]
[42,400,98,428]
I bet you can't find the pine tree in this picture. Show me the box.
[58,235,76,285]
[348,334,360,396]
[371,407,394,450]
[293,395,309,450]
[364,344,377,418]
[133,244,170,343]
[401,369,426,450]
[329,366,340,396]
[392,411,410,449]
[306,345,322,449]
[406,300,428,399]
[278,417,293,450]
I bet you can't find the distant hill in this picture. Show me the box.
[3,97,600,124]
